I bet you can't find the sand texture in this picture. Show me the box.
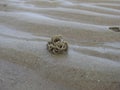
[0,0,120,90]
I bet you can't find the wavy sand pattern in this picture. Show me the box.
[0,0,120,90]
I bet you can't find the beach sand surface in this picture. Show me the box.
[0,0,120,90]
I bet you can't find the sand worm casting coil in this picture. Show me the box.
[47,35,68,54]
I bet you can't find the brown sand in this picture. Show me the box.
[0,0,120,90]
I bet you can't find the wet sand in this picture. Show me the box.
[0,0,120,90]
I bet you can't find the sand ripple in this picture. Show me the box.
[0,0,120,90]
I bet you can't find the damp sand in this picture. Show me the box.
[0,0,120,90]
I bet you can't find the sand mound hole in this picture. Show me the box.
[109,27,120,32]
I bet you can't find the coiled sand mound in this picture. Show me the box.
[47,35,68,54]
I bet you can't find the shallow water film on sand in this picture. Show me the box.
[0,0,120,90]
